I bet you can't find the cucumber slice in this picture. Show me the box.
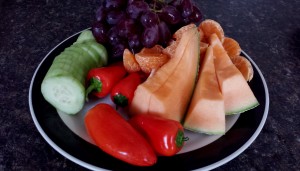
[76,43,104,67]
[75,30,95,44]
[71,43,102,67]
[46,59,85,84]
[85,41,108,66]
[41,76,85,115]
[64,46,97,68]
[41,30,109,115]
[57,51,93,72]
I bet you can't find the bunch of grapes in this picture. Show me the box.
[92,0,202,60]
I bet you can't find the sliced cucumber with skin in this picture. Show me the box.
[64,46,98,68]
[57,50,94,72]
[71,44,102,67]
[76,43,103,67]
[41,76,85,115]
[85,41,108,66]
[41,31,108,115]
[75,30,96,44]
[48,57,86,84]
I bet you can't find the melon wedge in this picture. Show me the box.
[184,46,225,134]
[129,25,200,122]
[210,34,259,114]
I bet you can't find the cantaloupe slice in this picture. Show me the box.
[184,46,225,134]
[129,25,200,122]
[210,34,259,114]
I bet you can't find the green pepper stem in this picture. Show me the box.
[183,137,189,141]
[113,94,128,108]
[85,77,102,101]
[175,130,185,148]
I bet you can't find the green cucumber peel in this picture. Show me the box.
[75,30,96,44]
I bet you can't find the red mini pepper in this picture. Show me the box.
[85,62,127,99]
[129,114,188,156]
[110,72,146,108]
[85,103,157,166]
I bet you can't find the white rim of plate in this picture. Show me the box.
[28,30,269,171]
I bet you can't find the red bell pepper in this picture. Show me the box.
[129,114,188,156]
[85,103,157,166]
[110,72,146,108]
[85,62,127,99]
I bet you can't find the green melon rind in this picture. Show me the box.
[226,101,259,115]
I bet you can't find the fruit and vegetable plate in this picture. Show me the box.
[29,0,269,170]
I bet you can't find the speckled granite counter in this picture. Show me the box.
[1,0,299,170]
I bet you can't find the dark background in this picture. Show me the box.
[1,0,299,170]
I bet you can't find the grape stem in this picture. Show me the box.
[150,0,163,13]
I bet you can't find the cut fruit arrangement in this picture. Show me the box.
[40,0,259,167]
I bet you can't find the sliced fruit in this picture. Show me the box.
[123,49,141,73]
[210,34,259,114]
[75,30,96,44]
[200,42,209,56]
[163,24,199,58]
[173,24,196,40]
[129,24,200,122]
[231,55,254,81]
[85,41,108,66]
[162,40,177,57]
[222,37,241,58]
[139,44,164,54]
[184,46,225,134]
[199,19,225,43]
[63,46,97,71]
[41,32,107,115]
[135,45,170,74]
[198,27,205,42]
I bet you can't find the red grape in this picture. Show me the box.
[95,6,106,22]
[91,0,203,59]
[107,26,122,45]
[158,21,171,47]
[140,11,159,28]
[106,10,126,25]
[169,0,182,8]
[181,0,193,18]
[189,6,202,23]
[142,25,159,48]
[92,22,108,44]
[160,5,182,25]
[128,34,142,53]
[105,0,126,10]
[126,1,149,19]
[117,18,136,38]
[110,42,127,60]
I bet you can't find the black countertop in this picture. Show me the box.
[1,0,299,170]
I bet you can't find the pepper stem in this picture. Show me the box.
[176,130,186,148]
[113,94,128,108]
[85,77,102,101]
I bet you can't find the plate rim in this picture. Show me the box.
[28,30,269,171]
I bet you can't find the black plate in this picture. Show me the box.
[29,30,269,171]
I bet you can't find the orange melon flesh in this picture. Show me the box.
[130,25,200,122]
[210,34,259,114]
[184,46,225,134]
